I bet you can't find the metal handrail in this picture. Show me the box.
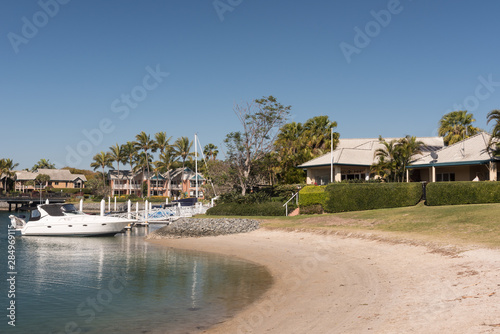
[283,192,299,216]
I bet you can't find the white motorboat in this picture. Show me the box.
[9,203,134,236]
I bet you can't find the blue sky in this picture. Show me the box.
[2,0,500,170]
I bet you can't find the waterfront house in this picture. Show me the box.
[108,170,144,196]
[407,132,499,182]
[15,168,87,192]
[297,136,444,185]
[108,167,206,198]
[168,167,206,199]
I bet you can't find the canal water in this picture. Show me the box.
[0,211,272,333]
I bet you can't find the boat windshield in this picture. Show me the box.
[30,209,41,221]
[61,204,79,214]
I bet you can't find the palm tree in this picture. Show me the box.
[397,136,426,182]
[302,116,339,157]
[0,158,19,193]
[373,137,400,182]
[156,149,178,197]
[135,132,157,197]
[203,143,219,161]
[31,158,55,171]
[133,152,153,197]
[173,137,194,197]
[438,110,481,146]
[150,161,161,196]
[109,143,126,176]
[122,141,137,195]
[173,136,194,168]
[90,151,114,184]
[154,131,172,156]
[487,110,500,156]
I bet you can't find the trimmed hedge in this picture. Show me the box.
[298,186,327,207]
[426,181,500,206]
[206,201,287,216]
[324,183,423,213]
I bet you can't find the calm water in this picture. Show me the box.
[0,211,272,333]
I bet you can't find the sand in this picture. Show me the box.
[148,229,500,333]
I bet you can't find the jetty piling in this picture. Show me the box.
[100,199,105,216]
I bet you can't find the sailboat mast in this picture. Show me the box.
[195,133,198,199]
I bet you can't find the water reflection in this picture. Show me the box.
[0,219,272,334]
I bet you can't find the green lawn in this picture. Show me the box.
[255,202,500,248]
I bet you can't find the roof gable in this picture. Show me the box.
[298,136,444,168]
[409,132,494,167]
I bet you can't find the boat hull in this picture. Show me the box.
[16,216,133,237]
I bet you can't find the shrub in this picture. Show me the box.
[323,183,422,213]
[299,204,323,215]
[146,196,168,203]
[206,201,288,216]
[298,185,327,207]
[426,181,500,206]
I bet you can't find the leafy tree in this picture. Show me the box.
[0,158,19,193]
[29,174,51,199]
[86,177,109,197]
[487,109,500,156]
[225,95,291,195]
[199,159,236,198]
[438,110,481,146]
[90,151,113,184]
[31,158,55,171]
[203,143,219,161]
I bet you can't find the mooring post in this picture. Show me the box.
[100,199,105,216]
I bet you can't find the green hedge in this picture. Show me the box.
[206,202,287,216]
[298,185,327,207]
[426,181,500,206]
[324,183,423,213]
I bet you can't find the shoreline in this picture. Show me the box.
[148,228,500,333]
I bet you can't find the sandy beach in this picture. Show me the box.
[149,228,500,333]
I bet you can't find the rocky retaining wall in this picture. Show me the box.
[146,218,260,239]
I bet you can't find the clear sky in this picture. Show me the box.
[2,0,500,170]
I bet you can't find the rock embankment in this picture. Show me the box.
[146,218,260,239]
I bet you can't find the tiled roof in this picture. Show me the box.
[298,136,444,168]
[409,132,495,166]
[15,169,87,182]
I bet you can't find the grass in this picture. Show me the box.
[228,202,500,249]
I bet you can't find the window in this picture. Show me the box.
[436,173,455,182]
[341,173,363,181]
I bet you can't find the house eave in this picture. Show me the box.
[297,163,371,169]
[407,159,492,169]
